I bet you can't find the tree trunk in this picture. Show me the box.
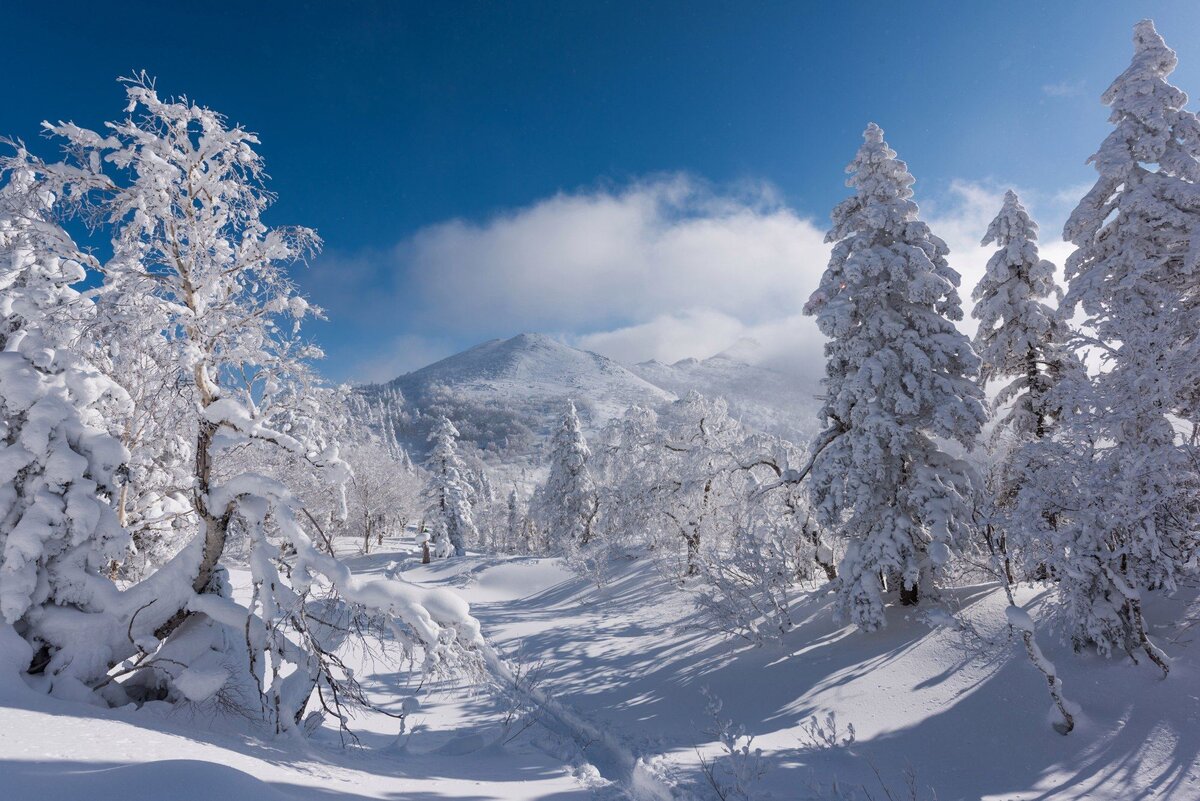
[803,518,837,581]
[191,418,225,594]
[156,417,226,640]
[899,582,919,606]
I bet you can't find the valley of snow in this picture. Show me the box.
[4,531,1198,800]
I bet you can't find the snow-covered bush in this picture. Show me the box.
[697,686,769,801]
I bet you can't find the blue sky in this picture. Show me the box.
[4,2,1200,380]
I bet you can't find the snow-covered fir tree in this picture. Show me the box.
[803,123,985,631]
[532,401,598,556]
[0,151,129,679]
[503,488,526,554]
[971,190,1082,575]
[970,191,1079,733]
[425,416,477,558]
[1055,20,1200,673]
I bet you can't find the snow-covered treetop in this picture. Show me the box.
[551,400,590,463]
[43,75,323,408]
[1064,19,1200,285]
[429,415,462,449]
[1093,20,1200,181]
[805,122,982,447]
[1061,19,1200,432]
[972,190,1060,389]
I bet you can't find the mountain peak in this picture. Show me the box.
[713,336,763,364]
[370,333,674,458]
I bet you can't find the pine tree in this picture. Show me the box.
[533,401,598,555]
[426,417,477,558]
[1055,20,1200,673]
[803,123,985,631]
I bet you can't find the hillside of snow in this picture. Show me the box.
[5,532,1197,800]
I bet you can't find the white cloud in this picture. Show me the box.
[401,175,829,334]
[309,174,1086,382]
[1042,79,1086,98]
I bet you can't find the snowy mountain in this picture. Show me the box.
[356,333,820,463]
[629,347,821,443]
[357,333,674,460]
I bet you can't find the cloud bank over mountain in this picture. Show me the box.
[312,174,1078,381]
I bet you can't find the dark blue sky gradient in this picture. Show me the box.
[3,2,1199,377]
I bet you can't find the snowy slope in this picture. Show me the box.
[406,549,1200,801]
[4,534,1199,800]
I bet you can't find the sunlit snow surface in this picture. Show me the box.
[2,533,1199,800]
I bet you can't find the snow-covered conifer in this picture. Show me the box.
[0,151,129,680]
[504,488,525,554]
[804,123,985,631]
[1054,20,1200,673]
[973,191,1071,439]
[971,191,1082,574]
[532,401,598,555]
[425,417,477,558]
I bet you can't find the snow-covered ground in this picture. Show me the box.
[3,534,1199,800]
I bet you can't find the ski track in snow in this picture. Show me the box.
[3,533,1200,800]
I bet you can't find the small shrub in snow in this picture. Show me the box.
[797,712,856,751]
[696,686,768,801]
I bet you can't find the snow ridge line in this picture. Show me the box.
[478,639,675,801]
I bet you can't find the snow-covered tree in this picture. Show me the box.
[23,77,483,726]
[1054,20,1200,673]
[344,440,424,554]
[592,394,815,639]
[971,191,1082,577]
[502,488,527,554]
[532,401,598,556]
[969,191,1079,732]
[425,417,477,558]
[803,123,985,631]
[973,191,1070,439]
[45,74,329,602]
[0,150,129,677]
